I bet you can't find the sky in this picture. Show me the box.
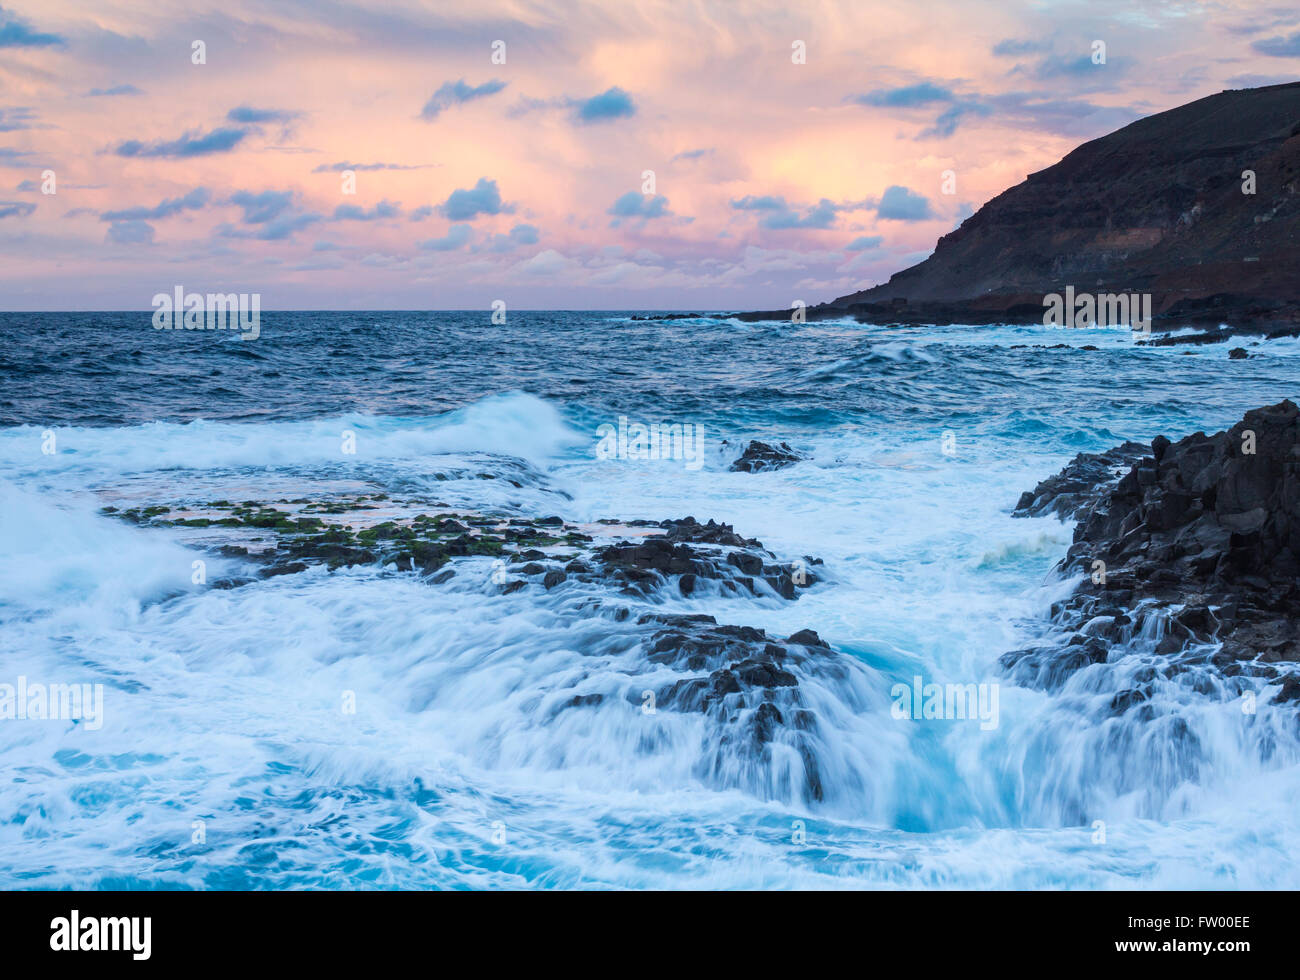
[0,0,1297,311]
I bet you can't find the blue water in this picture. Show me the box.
[1,311,1298,888]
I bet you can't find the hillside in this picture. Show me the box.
[750,82,1300,334]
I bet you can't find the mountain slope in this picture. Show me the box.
[817,81,1300,330]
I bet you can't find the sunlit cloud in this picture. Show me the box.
[0,0,1294,309]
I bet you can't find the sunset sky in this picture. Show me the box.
[0,0,1297,310]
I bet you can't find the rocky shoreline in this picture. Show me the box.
[98,398,1298,805]
[1004,400,1300,704]
[105,494,839,803]
[632,303,1300,347]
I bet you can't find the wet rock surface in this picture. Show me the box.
[635,615,840,803]
[105,492,840,800]
[1013,441,1150,521]
[727,440,808,473]
[593,518,821,600]
[1005,400,1300,695]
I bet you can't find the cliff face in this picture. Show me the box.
[826,81,1300,326]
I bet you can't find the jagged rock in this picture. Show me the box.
[1013,441,1150,520]
[626,613,846,803]
[655,517,762,548]
[1009,400,1300,689]
[728,440,807,473]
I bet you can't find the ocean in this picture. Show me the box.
[1,310,1298,888]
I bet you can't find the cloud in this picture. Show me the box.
[439,178,510,220]
[228,190,295,224]
[0,106,38,131]
[731,195,790,211]
[254,214,321,239]
[1253,32,1300,57]
[920,101,992,138]
[218,211,320,241]
[105,220,154,243]
[408,205,434,222]
[482,222,540,250]
[1033,53,1130,80]
[420,78,507,119]
[986,92,1143,137]
[227,106,302,125]
[333,199,401,221]
[115,127,247,158]
[732,194,843,229]
[672,148,713,162]
[419,224,472,250]
[101,187,210,221]
[575,87,636,123]
[607,191,670,223]
[760,199,838,229]
[0,200,35,219]
[853,77,1132,139]
[220,191,323,240]
[876,185,933,221]
[851,83,955,107]
[992,38,1051,57]
[1227,72,1300,87]
[506,223,538,245]
[848,82,992,138]
[515,248,574,276]
[86,85,143,97]
[0,7,64,48]
[0,148,37,167]
[507,87,638,125]
[312,160,433,172]
[845,235,883,251]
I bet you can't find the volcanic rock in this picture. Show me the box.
[728,440,808,473]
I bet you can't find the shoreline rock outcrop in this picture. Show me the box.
[727,439,807,473]
[1005,400,1300,694]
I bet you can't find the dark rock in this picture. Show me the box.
[1229,347,1249,359]
[1013,441,1150,520]
[787,629,827,648]
[262,562,308,578]
[729,440,808,473]
[562,693,604,709]
[1008,400,1300,690]
[1272,676,1300,704]
[655,517,762,548]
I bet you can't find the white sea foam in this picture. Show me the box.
[4,352,1300,888]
